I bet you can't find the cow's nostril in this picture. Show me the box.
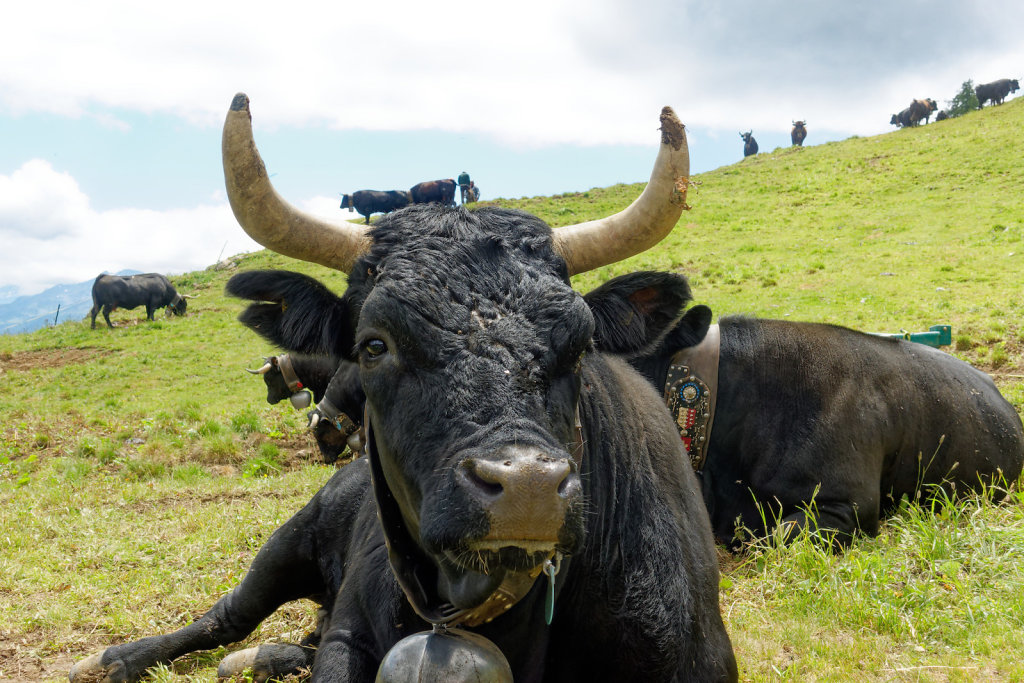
[463,461,504,497]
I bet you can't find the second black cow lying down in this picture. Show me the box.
[587,271,1024,548]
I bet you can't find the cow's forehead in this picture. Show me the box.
[349,206,593,356]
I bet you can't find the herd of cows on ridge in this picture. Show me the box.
[740,77,1020,159]
[68,93,1024,681]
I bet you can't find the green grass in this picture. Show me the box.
[2,100,1024,681]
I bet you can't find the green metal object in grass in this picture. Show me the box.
[874,324,952,348]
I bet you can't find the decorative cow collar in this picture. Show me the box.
[276,354,304,393]
[363,405,582,628]
[315,394,360,441]
[663,324,720,473]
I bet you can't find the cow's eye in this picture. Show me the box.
[365,339,388,357]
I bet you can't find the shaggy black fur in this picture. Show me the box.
[71,205,736,682]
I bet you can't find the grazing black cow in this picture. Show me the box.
[588,271,1024,549]
[70,94,736,682]
[246,353,364,463]
[935,110,949,122]
[975,78,1020,108]
[740,130,758,157]
[340,189,411,224]
[89,273,188,329]
[409,178,457,206]
[790,121,807,146]
[890,108,912,128]
[908,98,938,125]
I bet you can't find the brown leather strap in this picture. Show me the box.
[276,354,304,393]
[663,324,720,472]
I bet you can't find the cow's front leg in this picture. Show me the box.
[70,513,325,682]
[778,495,878,549]
[308,558,399,682]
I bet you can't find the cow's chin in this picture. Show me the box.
[434,541,555,610]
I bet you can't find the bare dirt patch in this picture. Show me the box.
[0,348,111,373]
[0,637,82,683]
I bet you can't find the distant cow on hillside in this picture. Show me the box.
[791,121,807,146]
[935,110,949,122]
[89,273,188,329]
[908,98,938,125]
[409,178,457,206]
[975,79,1020,108]
[340,190,410,224]
[890,108,912,128]
[740,131,758,157]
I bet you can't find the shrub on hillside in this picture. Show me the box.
[946,80,979,118]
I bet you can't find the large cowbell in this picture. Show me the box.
[376,625,513,683]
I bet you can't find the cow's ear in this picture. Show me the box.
[668,305,713,349]
[584,271,692,355]
[226,270,354,358]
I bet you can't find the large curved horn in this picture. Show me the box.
[246,361,274,375]
[222,93,371,272]
[552,106,690,276]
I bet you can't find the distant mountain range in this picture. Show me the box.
[0,270,141,335]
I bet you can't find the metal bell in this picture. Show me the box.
[289,390,312,410]
[376,627,513,683]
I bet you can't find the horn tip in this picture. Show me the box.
[659,106,685,151]
[230,92,250,112]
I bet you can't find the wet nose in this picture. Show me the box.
[461,447,578,542]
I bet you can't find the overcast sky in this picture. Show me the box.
[2,0,1022,296]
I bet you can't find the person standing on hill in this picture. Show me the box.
[457,170,472,204]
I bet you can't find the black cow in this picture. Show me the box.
[89,273,187,329]
[340,190,411,224]
[409,178,457,206]
[246,354,364,463]
[740,131,758,157]
[791,121,807,146]
[590,271,1024,549]
[975,78,1020,108]
[935,110,949,122]
[890,108,912,128]
[908,98,938,125]
[70,94,736,682]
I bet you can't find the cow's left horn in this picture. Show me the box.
[222,93,371,272]
[553,107,690,276]
[246,361,273,375]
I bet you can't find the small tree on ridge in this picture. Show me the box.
[946,80,979,118]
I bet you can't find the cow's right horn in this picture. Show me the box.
[552,107,690,276]
[222,93,371,272]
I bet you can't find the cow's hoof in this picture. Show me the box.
[68,650,129,683]
[218,644,311,682]
[217,647,258,678]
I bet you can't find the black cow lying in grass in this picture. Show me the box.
[246,353,364,463]
[69,95,736,682]
[587,271,1024,548]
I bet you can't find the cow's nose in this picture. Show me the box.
[461,448,577,542]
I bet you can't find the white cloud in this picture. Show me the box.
[0,160,90,239]
[4,0,1016,148]
[0,160,264,295]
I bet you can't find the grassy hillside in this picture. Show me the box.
[2,99,1023,681]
